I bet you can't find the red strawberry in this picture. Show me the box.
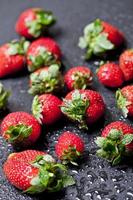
[78,19,124,59]
[101,21,124,47]
[119,49,133,81]
[27,37,62,72]
[55,131,84,165]
[0,39,29,78]
[1,112,41,147]
[116,85,133,118]
[61,89,105,129]
[32,94,62,125]
[64,66,93,91]
[97,62,124,88]
[3,150,74,194]
[0,83,10,110]
[95,121,133,165]
[29,64,64,95]
[15,8,56,39]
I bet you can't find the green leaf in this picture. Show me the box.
[32,95,43,124]
[78,18,114,59]
[26,9,56,38]
[102,140,116,152]
[96,149,108,158]
[28,47,60,72]
[36,10,56,26]
[29,64,63,95]
[72,70,92,89]
[116,89,131,118]
[122,134,133,145]
[0,83,10,110]
[84,19,103,37]
[26,20,42,38]
[95,137,106,148]
[26,157,75,194]
[78,19,103,50]
[112,155,121,166]
[7,38,30,55]
[96,33,114,49]
[61,145,82,165]
[5,124,32,143]
[62,175,75,187]
[32,154,55,167]
[61,90,89,129]
[95,127,133,165]
[78,37,87,49]
[108,129,122,140]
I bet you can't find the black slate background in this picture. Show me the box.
[0,0,133,200]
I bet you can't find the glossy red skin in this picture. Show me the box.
[62,89,105,124]
[64,66,92,91]
[38,94,62,125]
[102,21,124,47]
[102,121,133,150]
[97,63,124,88]
[15,8,37,39]
[1,112,41,145]
[0,44,25,78]
[121,85,133,117]
[55,131,84,159]
[3,150,45,190]
[119,50,133,81]
[27,37,61,69]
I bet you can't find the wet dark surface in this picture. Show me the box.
[0,0,133,200]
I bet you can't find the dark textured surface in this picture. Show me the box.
[0,0,133,200]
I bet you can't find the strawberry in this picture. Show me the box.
[29,64,64,95]
[15,8,56,39]
[1,111,41,147]
[119,49,133,81]
[55,131,84,165]
[116,85,133,118]
[0,83,10,111]
[64,66,93,91]
[0,39,29,78]
[32,94,62,125]
[97,62,124,88]
[95,121,133,165]
[78,19,124,59]
[3,150,75,194]
[27,37,62,72]
[61,89,105,129]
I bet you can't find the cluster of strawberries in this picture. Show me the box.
[0,8,133,195]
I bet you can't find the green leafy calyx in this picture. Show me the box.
[29,64,63,95]
[95,128,133,165]
[28,47,60,72]
[72,71,92,89]
[32,95,43,124]
[0,83,10,110]
[116,89,131,118]
[25,155,75,194]
[26,9,56,38]
[5,124,32,144]
[78,19,114,59]
[61,90,89,129]
[61,145,81,166]
[7,38,30,55]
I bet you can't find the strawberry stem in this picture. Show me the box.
[5,124,32,144]
[95,129,133,165]
[61,90,89,129]
[29,64,63,95]
[116,89,131,118]
[25,155,75,194]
